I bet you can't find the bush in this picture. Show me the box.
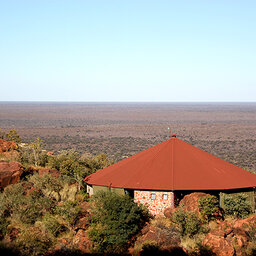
[0,215,10,238]
[88,191,150,254]
[0,184,26,215]
[29,173,64,201]
[42,213,67,237]
[172,208,204,237]
[0,183,55,225]
[20,138,48,167]
[55,201,81,226]
[198,195,219,221]
[223,194,251,218]
[15,227,52,256]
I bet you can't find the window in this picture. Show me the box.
[151,193,156,200]
[163,194,168,200]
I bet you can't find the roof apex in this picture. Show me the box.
[85,137,256,191]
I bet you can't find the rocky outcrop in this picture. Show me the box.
[0,139,17,153]
[73,201,91,252]
[203,232,234,256]
[203,216,256,256]
[133,221,182,254]
[233,215,256,231]
[0,161,23,188]
[164,207,177,218]
[73,229,92,253]
[163,192,210,218]
[179,192,210,214]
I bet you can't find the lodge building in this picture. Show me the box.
[85,135,256,215]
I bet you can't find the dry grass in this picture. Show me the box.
[180,233,206,253]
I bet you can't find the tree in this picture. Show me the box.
[30,138,44,167]
[89,191,150,254]
[6,129,21,144]
[84,153,113,175]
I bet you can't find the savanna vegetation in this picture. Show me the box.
[0,102,255,171]
[0,128,256,256]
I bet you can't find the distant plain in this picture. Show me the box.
[0,102,255,171]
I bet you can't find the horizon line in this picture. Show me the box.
[0,100,256,104]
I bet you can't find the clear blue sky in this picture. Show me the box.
[0,0,255,102]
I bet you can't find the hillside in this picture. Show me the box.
[0,137,255,256]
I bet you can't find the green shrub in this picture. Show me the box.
[6,129,21,144]
[42,213,67,237]
[0,215,10,238]
[29,173,64,200]
[0,184,26,215]
[0,183,55,225]
[172,208,204,237]
[199,195,219,221]
[88,191,150,254]
[55,201,81,226]
[223,194,251,218]
[15,227,52,256]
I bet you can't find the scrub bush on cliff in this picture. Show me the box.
[88,191,150,254]
[172,208,205,237]
[0,183,54,225]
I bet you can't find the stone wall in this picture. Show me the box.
[134,190,174,215]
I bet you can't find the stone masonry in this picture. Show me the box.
[134,190,174,215]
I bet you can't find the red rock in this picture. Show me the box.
[135,222,181,253]
[164,207,177,218]
[203,232,234,256]
[179,192,210,214]
[73,229,92,253]
[141,223,150,235]
[0,139,17,153]
[38,167,60,177]
[218,221,233,236]
[203,217,256,256]
[80,201,90,214]
[74,217,89,231]
[0,161,23,188]
[4,228,20,243]
[233,216,256,231]
[232,216,256,256]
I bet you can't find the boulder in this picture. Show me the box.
[164,207,176,218]
[0,139,17,153]
[233,215,256,231]
[74,217,89,231]
[203,232,234,256]
[203,216,256,256]
[232,216,256,256]
[179,192,210,214]
[0,161,23,188]
[134,221,181,253]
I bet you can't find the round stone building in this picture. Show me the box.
[84,135,256,215]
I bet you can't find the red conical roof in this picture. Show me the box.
[84,137,256,191]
